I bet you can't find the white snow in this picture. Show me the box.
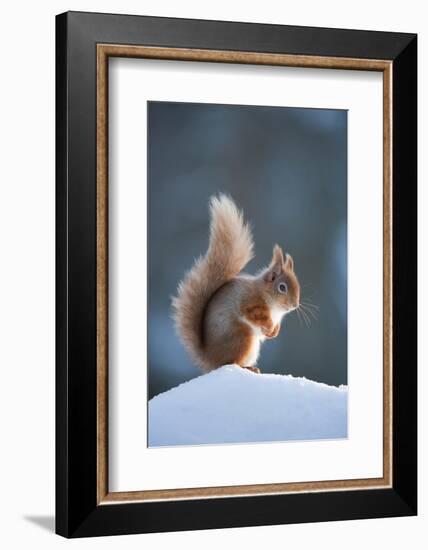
[148,365,348,447]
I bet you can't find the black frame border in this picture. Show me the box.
[56,11,417,538]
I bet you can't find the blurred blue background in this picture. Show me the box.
[148,101,347,399]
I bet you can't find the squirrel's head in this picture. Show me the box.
[262,244,300,312]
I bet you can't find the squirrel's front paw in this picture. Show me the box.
[263,323,280,339]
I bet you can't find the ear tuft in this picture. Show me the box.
[272,244,285,266]
[285,253,294,271]
[263,244,285,282]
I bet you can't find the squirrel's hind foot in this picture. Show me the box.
[241,365,261,374]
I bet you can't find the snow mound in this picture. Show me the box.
[148,364,348,447]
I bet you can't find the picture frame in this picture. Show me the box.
[56,11,417,538]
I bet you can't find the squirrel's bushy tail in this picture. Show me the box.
[172,194,254,371]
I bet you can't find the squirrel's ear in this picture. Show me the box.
[264,245,284,282]
[285,253,294,271]
[272,244,285,266]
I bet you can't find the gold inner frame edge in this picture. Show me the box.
[96,44,393,505]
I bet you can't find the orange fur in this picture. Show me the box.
[230,321,257,366]
[243,303,274,334]
[265,323,281,339]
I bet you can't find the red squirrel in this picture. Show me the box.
[172,194,300,374]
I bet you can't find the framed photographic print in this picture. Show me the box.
[56,11,417,538]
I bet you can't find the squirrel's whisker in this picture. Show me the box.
[302,309,312,327]
[301,303,319,311]
[300,298,319,320]
[300,299,319,310]
[295,307,304,328]
[300,303,318,321]
[302,304,315,325]
[297,305,310,327]
[302,304,319,314]
[297,308,305,327]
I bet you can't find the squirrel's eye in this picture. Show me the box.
[278,282,288,294]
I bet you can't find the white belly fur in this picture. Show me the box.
[239,316,265,366]
[270,305,286,326]
[245,336,262,366]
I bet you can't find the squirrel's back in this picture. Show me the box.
[171,194,254,372]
